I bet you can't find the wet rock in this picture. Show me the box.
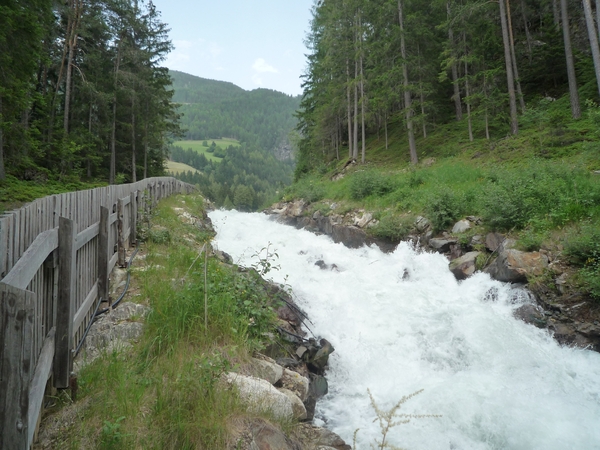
[514,304,548,328]
[222,372,293,420]
[331,224,367,249]
[449,251,481,280]
[310,339,335,373]
[429,238,457,253]
[304,374,329,421]
[294,424,352,450]
[249,419,302,450]
[485,249,549,283]
[452,219,471,234]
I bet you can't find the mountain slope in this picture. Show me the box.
[170,70,300,152]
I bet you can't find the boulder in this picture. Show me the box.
[286,200,307,217]
[249,419,302,450]
[449,251,481,280]
[251,357,284,385]
[222,372,293,420]
[429,238,457,253]
[452,219,471,234]
[279,368,309,401]
[354,212,373,228]
[294,424,352,450]
[278,388,307,420]
[514,304,547,328]
[485,232,505,252]
[414,216,431,232]
[485,249,549,283]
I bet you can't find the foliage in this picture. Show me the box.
[564,223,600,300]
[349,171,396,200]
[371,213,415,242]
[425,191,465,232]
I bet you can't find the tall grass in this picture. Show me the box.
[59,195,283,448]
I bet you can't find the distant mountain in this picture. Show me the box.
[169,70,300,154]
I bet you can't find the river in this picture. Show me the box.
[209,209,600,450]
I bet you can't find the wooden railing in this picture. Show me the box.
[0,177,195,449]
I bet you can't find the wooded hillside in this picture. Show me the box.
[0,0,180,185]
[296,0,600,177]
[170,70,301,152]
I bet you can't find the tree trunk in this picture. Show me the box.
[384,114,389,149]
[353,59,359,160]
[63,0,83,135]
[582,0,600,97]
[0,96,5,180]
[399,0,418,164]
[519,0,533,59]
[596,0,600,43]
[87,102,93,178]
[359,16,366,164]
[346,59,353,159]
[463,34,474,142]
[506,0,526,112]
[553,0,561,26]
[131,95,136,183]
[110,40,122,185]
[448,3,463,121]
[499,0,519,134]
[561,0,581,118]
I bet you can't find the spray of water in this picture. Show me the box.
[210,210,600,450]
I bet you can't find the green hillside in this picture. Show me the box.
[169,70,300,152]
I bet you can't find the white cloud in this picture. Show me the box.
[252,58,278,74]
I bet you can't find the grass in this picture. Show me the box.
[53,194,287,449]
[174,139,241,162]
[165,160,201,175]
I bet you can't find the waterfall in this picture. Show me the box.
[209,210,600,450]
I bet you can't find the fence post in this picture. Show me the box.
[0,283,35,449]
[98,207,109,304]
[54,217,76,389]
[130,192,137,247]
[117,198,125,268]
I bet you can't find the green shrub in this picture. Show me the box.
[564,223,600,301]
[425,191,463,232]
[349,171,396,200]
[370,213,415,241]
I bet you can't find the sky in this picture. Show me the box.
[149,0,314,97]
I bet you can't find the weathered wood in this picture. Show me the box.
[27,327,55,447]
[73,281,98,333]
[75,222,99,251]
[120,195,131,206]
[98,207,109,305]
[130,192,137,246]
[54,217,76,389]
[109,212,118,225]
[1,228,59,291]
[117,198,125,268]
[0,217,8,278]
[0,283,35,450]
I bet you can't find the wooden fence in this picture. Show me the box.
[0,177,195,449]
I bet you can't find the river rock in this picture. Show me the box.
[485,232,505,252]
[294,424,352,450]
[248,419,302,450]
[286,200,307,217]
[485,249,549,283]
[449,251,481,280]
[429,238,457,253]
[251,357,284,385]
[414,216,431,232]
[514,304,547,328]
[354,212,373,228]
[278,388,307,420]
[452,219,471,234]
[222,372,293,420]
[279,368,309,401]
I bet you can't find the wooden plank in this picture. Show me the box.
[72,281,98,333]
[0,217,8,278]
[109,212,118,225]
[0,282,35,449]
[108,252,118,275]
[75,222,99,251]
[98,207,109,304]
[117,199,125,268]
[27,327,55,448]
[120,196,131,206]
[130,191,137,246]
[54,217,76,389]
[1,228,59,291]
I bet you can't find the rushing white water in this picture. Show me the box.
[209,210,600,450]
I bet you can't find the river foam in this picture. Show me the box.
[209,209,600,450]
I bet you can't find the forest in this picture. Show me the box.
[0,0,180,186]
[171,70,301,152]
[296,0,600,177]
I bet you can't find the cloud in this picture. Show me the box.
[252,58,278,74]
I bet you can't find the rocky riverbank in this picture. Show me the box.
[265,200,600,352]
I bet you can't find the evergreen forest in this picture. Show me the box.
[0,0,180,189]
[296,0,600,175]
[171,70,301,152]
